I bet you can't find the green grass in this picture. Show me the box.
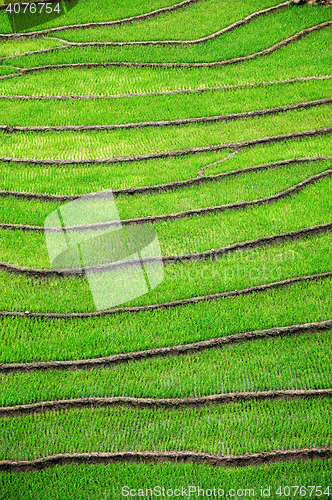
[2,398,331,460]
[1,170,331,269]
[156,176,332,256]
[1,0,331,489]
[1,230,331,313]
[0,0,185,34]
[204,135,332,177]
[1,460,331,500]
[0,0,283,46]
[5,7,332,67]
[0,150,231,194]
[0,64,19,76]
[53,0,283,43]
[0,134,331,195]
[1,330,331,407]
[0,37,67,59]
[1,159,330,226]
[0,26,331,96]
[1,276,331,363]
[2,77,332,127]
[0,104,331,160]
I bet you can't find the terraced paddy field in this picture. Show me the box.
[0,0,332,498]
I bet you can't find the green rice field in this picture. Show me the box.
[0,0,332,498]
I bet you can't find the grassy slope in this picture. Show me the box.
[1,159,330,225]
[5,7,332,67]
[2,277,332,362]
[1,77,332,127]
[0,0,186,34]
[2,330,331,406]
[0,0,283,51]
[0,37,67,59]
[57,0,284,43]
[1,460,331,500]
[1,0,331,491]
[0,150,231,194]
[0,64,19,76]
[0,104,331,159]
[155,178,332,255]
[0,134,331,194]
[2,398,331,460]
[0,231,331,313]
[1,170,331,268]
[0,26,331,96]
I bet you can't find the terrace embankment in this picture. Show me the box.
[1,75,331,99]
[1,165,331,230]
[0,20,330,79]
[1,319,331,373]
[1,98,330,132]
[0,222,331,278]
[1,388,331,417]
[1,448,332,472]
[0,0,206,38]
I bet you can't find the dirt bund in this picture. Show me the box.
[1,98,331,133]
[1,389,331,417]
[0,156,331,202]
[0,127,331,166]
[0,0,205,37]
[0,20,330,80]
[1,447,331,472]
[1,222,332,279]
[1,319,331,373]
[1,75,331,100]
[2,166,332,232]
[0,2,290,51]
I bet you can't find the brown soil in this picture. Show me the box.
[0,221,331,279]
[0,126,330,166]
[1,388,331,417]
[2,166,331,231]
[1,447,331,472]
[1,318,331,373]
[0,0,205,36]
[0,21,330,78]
[1,98,330,133]
[0,75,331,100]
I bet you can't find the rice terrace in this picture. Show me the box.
[0,0,332,497]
